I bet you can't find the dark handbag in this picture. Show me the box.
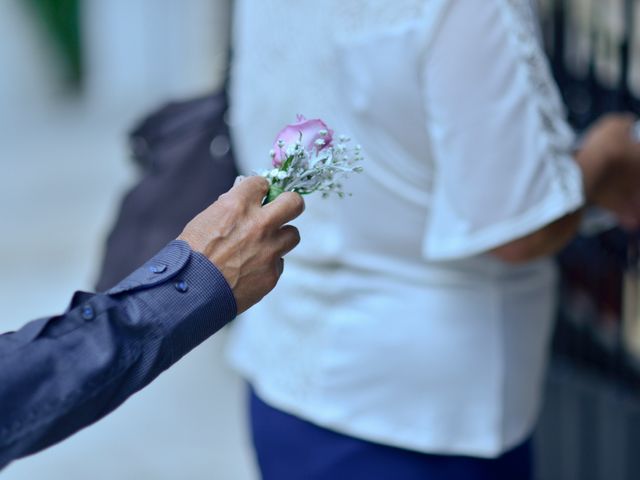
[95,91,238,291]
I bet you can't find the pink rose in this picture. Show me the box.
[272,115,334,166]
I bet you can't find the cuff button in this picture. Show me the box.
[149,263,167,274]
[82,305,95,321]
[174,280,189,293]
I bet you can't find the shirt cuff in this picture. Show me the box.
[107,240,237,364]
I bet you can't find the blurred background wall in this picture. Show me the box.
[0,1,257,479]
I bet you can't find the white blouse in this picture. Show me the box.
[226,0,584,457]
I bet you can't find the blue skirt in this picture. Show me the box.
[249,388,532,480]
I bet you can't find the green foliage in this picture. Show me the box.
[26,0,82,88]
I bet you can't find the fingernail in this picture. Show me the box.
[234,175,246,186]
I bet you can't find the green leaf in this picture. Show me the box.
[282,154,294,171]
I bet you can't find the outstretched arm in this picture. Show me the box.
[0,177,303,470]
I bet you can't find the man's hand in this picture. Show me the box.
[178,176,304,314]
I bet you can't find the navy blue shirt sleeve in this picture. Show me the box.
[0,240,236,469]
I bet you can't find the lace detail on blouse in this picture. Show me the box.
[500,0,580,195]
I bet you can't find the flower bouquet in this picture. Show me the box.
[259,115,363,203]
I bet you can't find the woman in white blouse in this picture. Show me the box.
[226,1,640,479]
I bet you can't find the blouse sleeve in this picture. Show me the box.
[421,0,584,261]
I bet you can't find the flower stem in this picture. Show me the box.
[264,185,284,205]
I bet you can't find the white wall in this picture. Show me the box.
[82,0,230,115]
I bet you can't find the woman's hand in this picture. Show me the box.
[492,113,640,263]
[577,113,640,229]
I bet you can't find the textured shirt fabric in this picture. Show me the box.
[226,0,584,457]
[0,240,236,470]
